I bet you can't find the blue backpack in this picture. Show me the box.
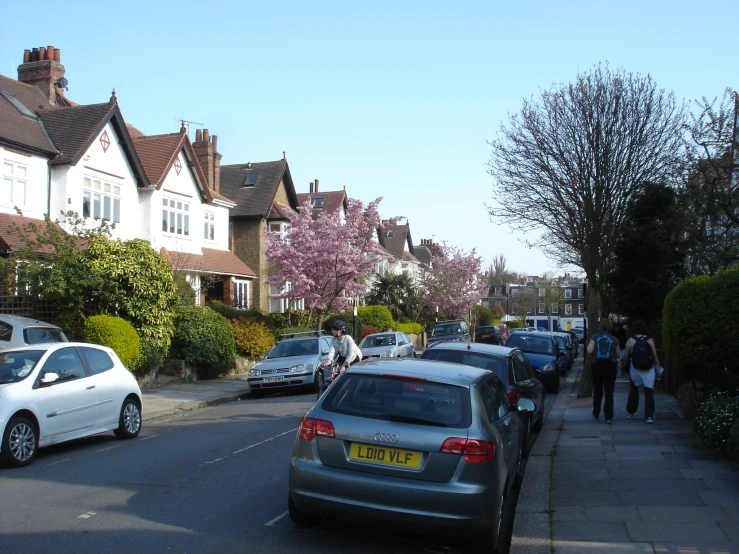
[631,336,654,370]
[595,334,614,361]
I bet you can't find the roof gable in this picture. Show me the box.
[377,223,414,261]
[295,190,348,219]
[219,160,298,218]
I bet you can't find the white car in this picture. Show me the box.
[0,342,142,467]
[358,331,416,359]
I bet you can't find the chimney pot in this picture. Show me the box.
[283,151,286,161]
[196,129,202,142]
[314,178,319,192]
[212,135,218,152]
[53,48,60,62]
[309,181,314,194]
[31,48,39,62]
[203,129,210,141]
[23,49,31,63]
[46,46,54,59]
[39,47,47,60]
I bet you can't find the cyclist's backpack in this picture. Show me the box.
[631,336,654,370]
[595,334,614,361]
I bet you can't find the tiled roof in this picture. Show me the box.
[160,247,256,278]
[219,160,298,218]
[132,133,184,185]
[413,245,432,266]
[377,223,413,261]
[0,74,57,155]
[268,201,293,220]
[126,123,146,138]
[295,190,347,219]
[0,213,65,255]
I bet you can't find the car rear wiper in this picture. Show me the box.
[388,413,447,427]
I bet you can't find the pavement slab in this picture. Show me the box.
[626,522,728,542]
[636,506,732,523]
[553,521,631,542]
[652,544,737,554]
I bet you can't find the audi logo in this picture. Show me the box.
[374,433,399,444]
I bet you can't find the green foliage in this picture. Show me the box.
[83,314,141,370]
[694,393,739,454]
[173,272,197,305]
[474,305,493,326]
[508,320,524,329]
[490,304,505,321]
[663,265,738,373]
[395,322,424,335]
[675,381,705,420]
[280,326,319,336]
[168,306,236,368]
[137,336,167,376]
[323,311,363,337]
[727,420,739,462]
[365,272,423,322]
[232,318,275,359]
[357,305,394,331]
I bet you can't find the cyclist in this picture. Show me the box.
[323,319,362,374]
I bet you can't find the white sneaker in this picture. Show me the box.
[627,413,634,420]
[646,417,653,424]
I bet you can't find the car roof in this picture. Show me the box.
[362,331,397,337]
[0,341,106,354]
[0,314,63,328]
[509,331,553,339]
[426,341,516,358]
[351,357,490,387]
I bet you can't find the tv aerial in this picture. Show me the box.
[173,113,203,134]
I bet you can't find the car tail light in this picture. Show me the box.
[298,417,335,441]
[507,390,521,404]
[440,437,495,463]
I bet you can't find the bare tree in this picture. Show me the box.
[509,287,538,325]
[487,64,686,397]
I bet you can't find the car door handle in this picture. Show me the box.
[86,385,95,390]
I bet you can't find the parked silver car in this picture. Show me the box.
[288,358,535,553]
[247,332,332,398]
[358,331,416,359]
[0,314,68,351]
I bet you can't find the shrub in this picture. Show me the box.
[324,311,363,336]
[136,336,167,375]
[232,318,275,360]
[727,419,739,462]
[361,325,378,339]
[357,305,393,331]
[83,314,140,370]
[168,306,236,368]
[173,272,196,305]
[396,322,423,335]
[280,326,320,337]
[694,393,739,454]
[675,381,705,420]
[508,320,524,329]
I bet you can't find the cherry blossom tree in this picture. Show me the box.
[417,243,488,319]
[265,197,398,328]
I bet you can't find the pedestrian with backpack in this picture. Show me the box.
[587,318,621,424]
[621,319,660,423]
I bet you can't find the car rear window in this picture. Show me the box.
[24,327,68,344]
[431,323,463,337]
[321,373,471,428]
[506,334,554,355]
[421,349,506,382]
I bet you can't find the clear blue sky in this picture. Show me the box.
[2,0,736,276]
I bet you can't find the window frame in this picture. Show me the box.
[578,304,585,315]
[565,304,572,315]
[538,302,545,314]
[2,159,28,208]
[83,175,122,223]
[161,196,190,236]
[204,211,215,241]
[565,289,572,299]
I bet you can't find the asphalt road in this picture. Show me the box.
[0,381,558,554]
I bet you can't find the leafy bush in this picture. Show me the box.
[232,318,275,359]
[83,314,140,370]
[173,272,196,305]
[361,325,378,339]
[168,306,236,368]
[280,326,320,337]
[508,320,524,329]
[357,305,393,331]
[694,393,739,454]
[324,311,363,336]
[675,381,705,420]
[474,305,493,326]
[727,419,739,462]
[136,336,167,376]
[396,322,423,335]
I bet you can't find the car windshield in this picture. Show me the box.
[265,339,317,359]
[506,334,554,355]
[552,335,567,349]
[422,349,506,382]
[322,374,471,428]
[431,324,462,337]
[0,350,45,383]
[359,334,396,348]
[476,327,496,334]
[24,327,68,344]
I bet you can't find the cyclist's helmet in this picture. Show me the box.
[330,319,346,332]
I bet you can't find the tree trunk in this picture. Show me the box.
[577,286,599,398]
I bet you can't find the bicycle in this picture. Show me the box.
[316,361,342,401]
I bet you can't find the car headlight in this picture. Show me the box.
[248,369,261,376]
[542,363,554,373]
[380,351,395,358]
[289,364,305,373]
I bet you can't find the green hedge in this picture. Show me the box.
[396,322,423,335]
[663,266,738,373]
[357,305,393,331]
[695,393,739,460]
[83,314,140,370]
[508,320,524,329]
[168,306,236,369]
[232,318,275,360]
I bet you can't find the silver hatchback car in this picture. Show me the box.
[288,358,535,553]
[0,314,68,350]
[358,331,416,359]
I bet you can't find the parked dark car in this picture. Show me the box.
[420,342,545,455]
[428,319,471,346]
[474,325,504,345]
[570,328,586,345]
[504,331,564,393]
[547,332,573,374]
[288,358,535,553]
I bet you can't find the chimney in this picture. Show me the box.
[309,181,314,194]
[314,178,319,193]
[192,128,221,193]
[17,45,66,105]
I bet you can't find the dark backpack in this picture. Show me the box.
[594,334,614,361]
[631,336,654,370]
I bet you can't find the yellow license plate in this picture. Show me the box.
[481,334,490,338]
[349,443,421,469]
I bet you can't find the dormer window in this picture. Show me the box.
[386,229,394,238]
[312,196,326,209]
[243,173,257,187]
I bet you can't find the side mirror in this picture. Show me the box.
[39,372,59,385]
[321,350,329,355]
[517,397,536,413]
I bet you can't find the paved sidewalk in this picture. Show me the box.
[512,360,739,554]
[141,373,252,420]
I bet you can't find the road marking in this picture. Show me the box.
[205,456,226,464]
[97,445,119,452]
[265,510,288,526]
[233,428,297,455]
[78,511,97,519]
[41,458,70,467]
[140,434,159,441]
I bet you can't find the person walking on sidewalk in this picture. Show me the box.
[587,318,621,424]
[621,319,660,424]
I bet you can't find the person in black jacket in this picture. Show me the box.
[587,319,621,424]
